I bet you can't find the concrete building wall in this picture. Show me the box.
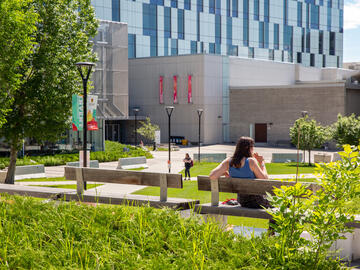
[229,83,346,144]
[346,89,360,116]
[129,54,223,144]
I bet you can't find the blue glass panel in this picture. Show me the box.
[209,43,215,53]
[284,0,288,25]
[164,38,169,56]
[264,0,269,22]
[319,30,323,54]
[200,42,204,53]
[197,12,200,41]
[301,28,305,52]
[171,0,177,8]
[306,28,310,53]
[143,4,157,37]
[243,0,249,46]
[259,22,264,48]
[327,6,331,31]
[306,3,310,28]
[215,14,221,44]
[215,43,221,54]
[178,9,184,39]
[339,9,343,33]
[327,0,332,8]
[112,0,120,21]
[329,32,335,55]
[128,34,136,58]
[191,41,197,53]
[226,17,232,45]
[232,0,238,17]
[283,25,293,51]
[197,0,203,12]
[227,0,230,17]
[164,7,171,38]
[215,0,221,15]
[150,36,157,56]
[227,45,238,56]
[319,0,323,5]
[171,39,178,55]
[310,4,319,29]
[274,23,279,49]
[254,0,259,20]
[185,0,191,10]
[158,0,164,5]
[264,22,269,48]
[297,2,302,27]
[209,0,215,13]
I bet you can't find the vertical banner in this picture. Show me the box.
[188,75,192,103]
[159,76,164,104]
[173,75,178,103]
[72,94,83,131]
[87,95,98,131]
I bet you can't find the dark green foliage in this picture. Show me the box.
[332,114,360,146]
[0,194,344,269]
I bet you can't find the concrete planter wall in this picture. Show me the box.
[117,157,148,169]
[66,160,99,168]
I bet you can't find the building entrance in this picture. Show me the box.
[255,123,267,143]
[105,120,125,143]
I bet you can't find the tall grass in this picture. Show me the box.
[0,194,343,269]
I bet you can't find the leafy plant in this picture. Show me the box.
[290,116,330,165]
[266,145,360,268]
[137,117,159,143]
[332,114,360,147]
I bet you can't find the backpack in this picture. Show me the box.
[190,160,193,167]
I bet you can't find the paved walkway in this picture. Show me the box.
[28,144,330,195]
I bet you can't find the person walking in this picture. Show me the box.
[183,153,193,180]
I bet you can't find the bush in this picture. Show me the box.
[332,114,360,146]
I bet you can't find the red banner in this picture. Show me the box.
[188,75,192,103]
[173,76,178,103]
[159,76,164,104]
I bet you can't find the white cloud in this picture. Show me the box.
[344,0,360,30]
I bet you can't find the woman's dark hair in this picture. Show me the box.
[230,137,254,168]
[185,153,190,158]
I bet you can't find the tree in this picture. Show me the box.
[137,117,159,143]
[0,0,37,127]
[0,0,98,184]
[332,114,360,147]
[289,116,330,165]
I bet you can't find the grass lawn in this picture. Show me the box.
[179,161,317,177]
[127,167,146,171]
[31,184,103,189]
[16,177,69,182]
[133,181,268,228]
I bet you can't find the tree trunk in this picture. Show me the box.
[5,145,18,184]
[308,149,311,166]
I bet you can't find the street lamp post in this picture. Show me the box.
[165,106,174,173]
[133,108,140,146]
[197,109,203,163]
[76,62,95,191]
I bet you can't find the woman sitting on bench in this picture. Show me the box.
[209,136,271,208]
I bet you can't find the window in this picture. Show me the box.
[310,53,315,66]
[274,24,279,50]
[297,2,302,27]
[297,52,302,63]
[164,7,171,38]
[143,4,157,37]
[171,0,177,8]
[164,38,169,55]
[150,36,157,56]
[232,0,238,17]
[197,0,203,12]
[171,39,178,55]
[306,29,310,53]
[322,55,326,67]
[209,43,215,54]
[209,0,215,13]
[243,0,249,46]
[284,0,288,25]
[215,15,221,44]
[306,3,310,28]
[329,32,335,55]
[283,25,293,51]
[227,0,230,17]
[184,0,191,10]
[200,42,204,53]
[339,9,343,33]
[269,49,274,60]
[112,0,120,21]
[327,6,331,31]
[319,30,323,54]
[178,9,184,39]
[248,47,254,58]
[215,0,221,15]
[215,43,221,54]
[259,22,264,48]
[197,12,200,41]
[191,41,197,54]
[254,0,259,20]
[226,17,232,45]
[128,34,136,58]
[264,22,269,48]
[310,4,319,29]
[227,45,238,56]
[264,0,269,22]
[301,28,305,52]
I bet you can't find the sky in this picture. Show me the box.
[343,0,360,62]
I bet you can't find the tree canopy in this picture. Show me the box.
[0,0,98,183]
[137,117,160,143]
[332,114,360,147]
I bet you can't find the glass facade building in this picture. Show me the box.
[92,0,343,67]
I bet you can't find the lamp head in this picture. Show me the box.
[76,62,95,80]
[165,106,174,117]
[197,109,204,117]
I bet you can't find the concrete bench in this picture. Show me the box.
[117,156,148,170]
[194,175,360,261]
[193,153,226,163]
[271,153,303,163]
[64,166,198,210]
[66,160,99,168]
[15,165,46,180]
